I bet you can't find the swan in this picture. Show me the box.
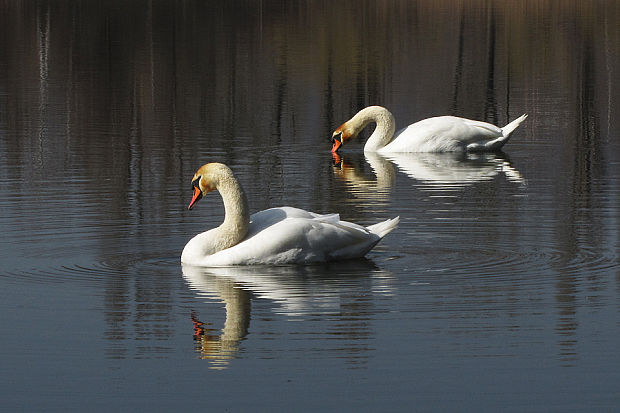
[331,106,528,153]
[181,163,399,266]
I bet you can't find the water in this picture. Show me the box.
[1,0,620,410]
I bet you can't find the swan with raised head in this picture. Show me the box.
[181,163,399,266]
[331,106,527,153]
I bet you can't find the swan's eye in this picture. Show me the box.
[192,176,201,190]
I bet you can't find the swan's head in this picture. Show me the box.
[331,123,356,153]
[187,163,232,210]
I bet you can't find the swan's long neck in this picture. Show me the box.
[350,106,396,152]
[214,173,250,251]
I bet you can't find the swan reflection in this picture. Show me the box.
[188,276,250,369]
[333,151,524,193]
[182,260,394,368]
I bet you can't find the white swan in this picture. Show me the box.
[331,106,528,153]
[181,163,399,266]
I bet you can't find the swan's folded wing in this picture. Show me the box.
[388,116,504,152]
[298,218,382,261]
[205,217,379,265]
[248,207,340,237]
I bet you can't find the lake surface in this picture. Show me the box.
[2,0,620,410]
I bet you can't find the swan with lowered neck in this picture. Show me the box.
[331,106,527,153]
[181,163,399,266]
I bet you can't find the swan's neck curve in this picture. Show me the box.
[212,172,250,252]
[350,106,396,152]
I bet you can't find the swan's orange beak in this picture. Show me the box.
[331,130,344,153]
[188,186,203,210]
[331,138,342,153]
[331,140,342,153]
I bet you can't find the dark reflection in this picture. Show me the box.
[483,7,498,124]
[102,258,178,360]
[450,2,500,123]
[549,11,610,366]
[182,260,393,369]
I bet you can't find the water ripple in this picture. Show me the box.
[395,236,619,281]
[0,254,180,286]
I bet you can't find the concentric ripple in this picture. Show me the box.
[0,254,180,286]
[390,226,619,285]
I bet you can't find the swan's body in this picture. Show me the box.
[331,106,527,153]
[181,163,399,266]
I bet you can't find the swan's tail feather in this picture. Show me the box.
[469,113,527,151]
[367,216,400,238]
[501,114,528,137]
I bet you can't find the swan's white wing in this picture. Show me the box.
[202,215,381,266]
[382,116,503,152]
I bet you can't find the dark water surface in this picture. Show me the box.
[2,0,620,410]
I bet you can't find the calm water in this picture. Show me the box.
[2,0,620,410]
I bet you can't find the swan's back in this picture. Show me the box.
[382,116,505,153]
[246,207,339,234]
